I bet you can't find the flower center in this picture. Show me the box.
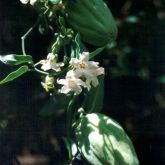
[80,62,86,69]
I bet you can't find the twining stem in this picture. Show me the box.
[21,8,49,55]
[34,68,48,75]
[21,16,41,55]
[66,95,77,160]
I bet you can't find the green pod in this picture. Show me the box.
[65,0,117,46]
[75,113,139,165]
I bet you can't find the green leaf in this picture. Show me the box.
[0,54,33,66]
[0,65,29,84]
[83,76,104,113]
[76,113,139,165]
[89,47,105,59]
[39,94,71,116]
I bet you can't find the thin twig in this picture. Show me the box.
[21,10,48,55]
[34,68,48,75]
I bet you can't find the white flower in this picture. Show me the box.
[57,70,86,95]
[69,52,104,89]
[40,53,64,72]
[30,0,37,5]
[20,0,37,5]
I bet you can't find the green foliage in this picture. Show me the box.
[0,1,142,164]
[0,65,29,84]
[75,113,139,165]
[0,54,33,66]
[65,0,117,46]
[70,33,81,59]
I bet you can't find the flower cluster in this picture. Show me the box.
[57,52,104,95]
[40,52,104,95]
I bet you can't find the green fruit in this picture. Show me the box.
[75,113,139,165]
[65,0,117,46]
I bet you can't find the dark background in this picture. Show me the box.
[0,0,165,164]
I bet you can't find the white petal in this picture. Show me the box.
[88,61,99,68]
[80,52,89,61]
[66,70,80,78]
[41,62,51,71]
[76,79,86,87]
[30,0,37,5]
[20,0,29,4]
[95,67,105,76]
[57,79,67,85]
[60,86,71,94]
[51,64,61,72]
[88,67,104,77]
[69,58,79,66]
[83,69,93,77]
[85,79,92,90]
[71,84,82,95]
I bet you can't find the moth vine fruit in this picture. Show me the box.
[75,113,139,165]
[65,0,118,47]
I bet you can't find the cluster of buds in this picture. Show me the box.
[40,52,104,95]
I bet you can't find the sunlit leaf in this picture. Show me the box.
[0,54,33,66]
[76,113,139,165]
[0,65,29,84]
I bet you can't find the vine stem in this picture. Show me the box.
[21,12,47,55]
[34,68,48,75]
[66,95,77,160]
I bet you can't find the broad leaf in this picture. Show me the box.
[83,76,104,113]
[0,54,33,66]
[75,113,139,165]
[0,65,29,84]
